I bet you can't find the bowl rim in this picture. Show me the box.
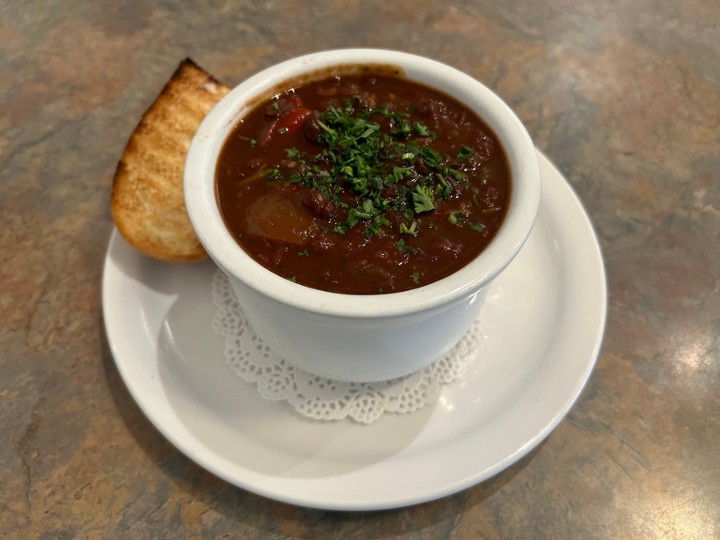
[185,48,540,318]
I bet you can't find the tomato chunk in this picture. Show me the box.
[275,107,313,134]
[258,107,313,145]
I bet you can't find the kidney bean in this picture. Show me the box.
[303,111,322,143]
[301,189,336,220]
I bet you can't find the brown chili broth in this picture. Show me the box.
[215,73,510,294]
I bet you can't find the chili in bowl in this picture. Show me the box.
[185,49,541,382]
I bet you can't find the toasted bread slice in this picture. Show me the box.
[111,59,229,262]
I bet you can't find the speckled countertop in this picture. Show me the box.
[2,1,718,538]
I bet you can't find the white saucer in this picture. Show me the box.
[102,151,606,511]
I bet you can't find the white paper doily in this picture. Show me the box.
[211,271,480,424]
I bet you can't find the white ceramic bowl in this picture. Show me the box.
[185,49,541,382]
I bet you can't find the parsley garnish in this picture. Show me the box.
[412,185,435,213]
[266,95,476,235]
[420,147,443,169]
[395,239,417,254]
[457,145,474,162]
[399,221,417,235]
[413,122,433,137]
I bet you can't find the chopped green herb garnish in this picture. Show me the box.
[411,272,421,284]
[390,166,411,184]
[399,221,417,235]
[412,185,435,213]
[347,207,372,228]
[266,169,282,180]
[395,239,417,254]
[298,249,309,256]
[449,211,468,225]
[447,168,466,182]
[413,122,433,137]
[469,222,486,233]
[265,95,476,236]
[457,145,474,162]
[390,119,411,138]
[420,147,443,169]
[435,175,452,199]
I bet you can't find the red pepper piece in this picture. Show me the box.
[275,107,313,134]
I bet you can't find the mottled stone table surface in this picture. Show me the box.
[2,1,718,538]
